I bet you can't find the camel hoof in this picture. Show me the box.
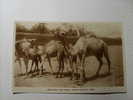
[70,78,73,80]
[56,76,58,78]
[81,77,86,82]
[107,71,111,75]
[95,73,99,77]
[61,75,64,78]
[76,75,80,80]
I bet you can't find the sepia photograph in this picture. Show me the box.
[12,21,126,93]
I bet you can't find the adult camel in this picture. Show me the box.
[44,40,69,77]
[15,38,37,75]
[68,34,111,81]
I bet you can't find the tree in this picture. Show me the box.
[30,23,49,33]
[16,23,28,32]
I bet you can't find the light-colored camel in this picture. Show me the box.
[68,34,111,81]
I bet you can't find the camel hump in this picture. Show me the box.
[46,40,56,46]
[45,44,56,53]
[45,40,64,54]
[85,37,105,50]
[85,34,97,38]
[72,37,88,54]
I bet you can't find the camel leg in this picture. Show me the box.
[105,56,111,74]
[69,56,75,80]
[30,60,34,73]
[34,55,40,75]
[73,55,79,80]
[78,53,82,64]
[56,60,61,78]
[70,63,74,80]
[37,55,42,72]
[18,59,22,75]
[69,63,73,80]
[39,55,44,75]
[59,61,62,78]
[34,61,37,72]
[75,62,79,80]
[77,53,82,79]
[47,54,54,74]
[60,59,64,78]
[41,64,44,75]
[40,60,43,75]
[39,56,45,75]
[80,54,86,81]
[24,58,29,75]
[103,44,111,74]
[96,57,103,76]
[32,58,37,73]
[35,59,39,75]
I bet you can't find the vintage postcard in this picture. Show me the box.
[12,21,126,93]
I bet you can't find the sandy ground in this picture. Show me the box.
[13,45,124,88]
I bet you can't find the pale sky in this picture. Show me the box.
[17,22,122,38]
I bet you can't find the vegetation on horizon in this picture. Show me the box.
[16,23,93,36]
[16,23,122,45]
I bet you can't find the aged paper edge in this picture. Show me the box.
[11,21,127,94]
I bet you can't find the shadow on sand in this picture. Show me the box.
[72,72,111,86]
[18,71,111,85]
[84,72,111,82]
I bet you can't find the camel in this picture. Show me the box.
[68,34,111,81]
